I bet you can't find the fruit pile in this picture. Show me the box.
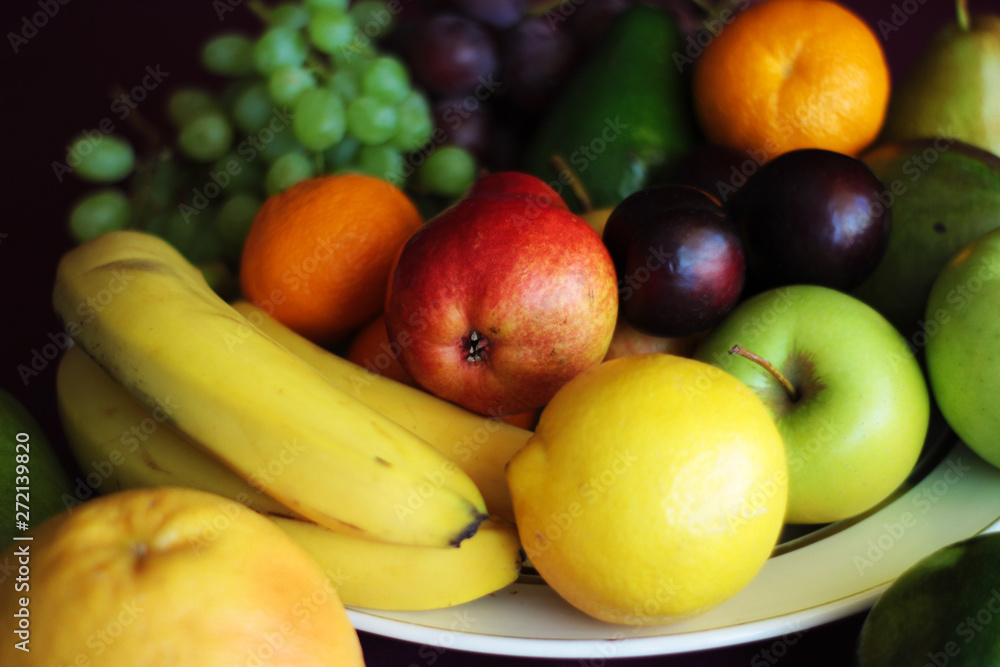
[6,0,1000,663]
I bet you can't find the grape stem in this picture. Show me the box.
[956,0,970,31]
[549,154,593,213]
[728,344,799,402]
[247,0,271,23]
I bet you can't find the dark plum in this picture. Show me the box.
[603,185,745,337]
[602,184,727,275]
[433,97,494,160]
[449,0,528,29]
[501,16,577,114]
[734,148,891,292]
[408,14,499,97]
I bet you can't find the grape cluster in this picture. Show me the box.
[63,0,476,294]
[383,0,652,171]
[383,0,749,172]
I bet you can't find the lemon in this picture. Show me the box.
[507,354,788,625]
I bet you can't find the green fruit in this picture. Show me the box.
[858,532,1000,666]
[925,226,1000,469]
[694,285,929,524]
[0,388,74,548]
[880,4,1000,159]
[852,138,1000,340]
[523,6,697,211]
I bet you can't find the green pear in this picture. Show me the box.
[925,226,1000,469]
[881,0,1000,157]
[852,138,1000,341]
[0,388,75,548]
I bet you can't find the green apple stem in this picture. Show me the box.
[728,345,800,402]
[550,154,594,213]
[957,0,970,31]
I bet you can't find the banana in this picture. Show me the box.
[56,344,292,516]
[232,300,532,523]
[271,516,522,611]
[56,346,522,610]
[52,230,487,548]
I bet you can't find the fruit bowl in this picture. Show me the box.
[346,414,1000,658]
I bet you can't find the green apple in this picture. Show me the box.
[0,388,75,548]
[694,285,930,524]
[925,227,1000,469]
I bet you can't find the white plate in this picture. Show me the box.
[346,422,1000,659]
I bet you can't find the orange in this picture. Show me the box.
[692,0,890,160]
[240,173,423,344]
[346,313,418,386]
[0,487,365,666]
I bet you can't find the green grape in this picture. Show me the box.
[266,152,316,195]
[167,88,220,126]
[267,65,317,106]
[67,134,135,183]
[390,90,433,152]
[308,8,355,55]
[360,56,410,105]
[323,135,361,170]
[220,78,255,114]
[212,152,264,194]
[329,70,359,102]
[163,211,201,256]
[68,189,132,242]
[305,0,348,12]
[293,88,346,150]
[216,192,262,259]
[418,145,477,197]
[356,144,404,185]
[232,81,274,133]
[253,26,309,75]
[178,112,234,162]
[257,127,304,163]
[346,96,397,146]
[201,34,255,77]
[186,224,225,265]
[350,1,396,40]
[268,3,310,29]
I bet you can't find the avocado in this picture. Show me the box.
[524,6,699,211]
[1,388,74,548]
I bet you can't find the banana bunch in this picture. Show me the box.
[52,230,524,548]
[56,346,523,610]
[230,300,530,523]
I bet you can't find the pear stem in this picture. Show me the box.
[550,154,593,213]
[728,345,799,402]
[956,0,970,31]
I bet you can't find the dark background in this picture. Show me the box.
[0,0,959,664]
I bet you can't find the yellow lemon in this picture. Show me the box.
[0,487,365,666]
[507,354,788,625]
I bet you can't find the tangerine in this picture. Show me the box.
[692,0,890,160]
[240,173,423,343]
